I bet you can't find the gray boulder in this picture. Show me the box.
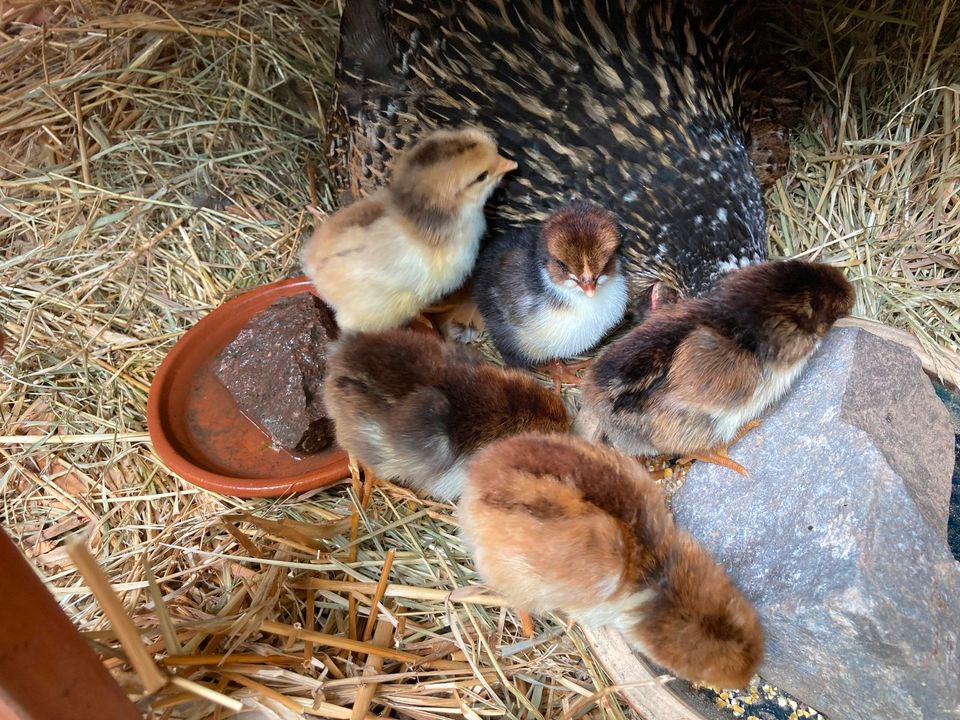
[673,327,960,720]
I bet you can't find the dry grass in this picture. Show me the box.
[766,0,960,371]
[0,1,957,719]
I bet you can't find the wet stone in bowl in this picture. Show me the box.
[214,293,338,454]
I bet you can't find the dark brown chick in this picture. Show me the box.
[576,260,855,472]
[323,329,569,501]
[460,433,764,689]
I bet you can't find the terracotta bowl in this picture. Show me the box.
[147,277,350,497]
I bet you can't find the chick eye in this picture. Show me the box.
[555,260,570,273]
[472,171,489,184]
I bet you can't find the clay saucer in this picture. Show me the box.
[147,276,350,498]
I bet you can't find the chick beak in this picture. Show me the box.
[494,156,519,176]
[579,278,597,297]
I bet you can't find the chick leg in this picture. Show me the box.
[347,454,377,509]
[731,418,763,445]
[518,610,535,639]
[538,358,592,392]
[677,419,763,477]
[411,313,438,333]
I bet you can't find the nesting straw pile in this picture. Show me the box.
[0,1,957,719]
[766,0,960,370]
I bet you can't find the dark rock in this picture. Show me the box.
[673,327,960,720]
[935,383,960,562]
[841,333,954,534]
[215,294,338,453]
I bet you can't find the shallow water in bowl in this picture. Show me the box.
[181,358,335,479]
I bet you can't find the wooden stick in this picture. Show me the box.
[290,578,507,607]
[351,610,394,720]
[67,540,167,693]
[259,620,419,663]
[362,550,396,643]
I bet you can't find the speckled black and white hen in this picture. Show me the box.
[328,0,769,307]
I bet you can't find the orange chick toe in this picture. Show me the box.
[680,449,749,477]
[538,358,591,391]
[518,610,535,638]
[732,418,763,445]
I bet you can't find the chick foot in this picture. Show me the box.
[538,358,591,392]
[518,609,535,639]
[677,420,762,477]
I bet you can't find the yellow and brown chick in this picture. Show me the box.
[302,127,517,333]
[323,329,568,501]
[576,260,855,473]
[460,433,764,689]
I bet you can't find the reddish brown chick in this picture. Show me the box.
[460,433,764,689]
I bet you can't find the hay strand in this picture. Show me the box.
[67,539,168,693]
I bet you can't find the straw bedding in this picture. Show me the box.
[0,1,956,718]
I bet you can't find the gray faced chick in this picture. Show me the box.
[323,329,569,501]
[473,203,627,382]
[460,433,764,689]
[576,260,855,474]
[302,127,517,333]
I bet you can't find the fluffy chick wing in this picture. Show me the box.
[379,385,459,479]
[588,315,687,417]
[328,372,458,479]
[665,326,761,412]
[464,456,635,612]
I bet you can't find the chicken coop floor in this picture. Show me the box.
[1,1,958,718]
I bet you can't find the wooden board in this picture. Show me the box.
[582,626,707,720]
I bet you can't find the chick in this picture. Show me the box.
[302,127,517,333]
[576,260,855,474]
[323,329,569,501]
[473,203,627,387]
[460,433,763,689]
